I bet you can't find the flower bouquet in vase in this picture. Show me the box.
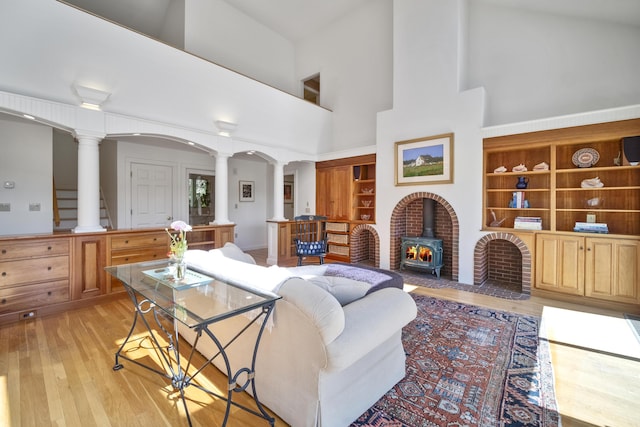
[166,220,192,279]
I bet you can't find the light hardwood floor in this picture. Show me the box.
[1,251,638,426]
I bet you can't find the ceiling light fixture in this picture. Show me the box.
[73,84,111,110]
[215,120,237,137]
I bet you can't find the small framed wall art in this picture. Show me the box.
[239,180,255,202]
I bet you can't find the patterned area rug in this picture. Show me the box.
[351,295,560,427]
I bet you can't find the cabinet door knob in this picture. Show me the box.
[580,246,584,250]
[1,299,5,304]
[47,246,52,250]
[587,247,591,251]
[1,272,6,277]
[47,266,52,271]
[1,249,5,254]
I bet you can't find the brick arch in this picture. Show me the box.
[474,232,531,295]
[390,192,459,281]
[349,224,380,267]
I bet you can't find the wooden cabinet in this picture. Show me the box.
[585,237,640,304]
[535,233,584,295]
[486,119,640,309]
[72,234,107,299]
[316,154,376,223]
[316,166,351,220]
[0,224,236,325]
[0,238,70,318]
[536,233,640,305]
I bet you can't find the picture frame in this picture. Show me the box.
[239,180,255,202]
[284,183,293,203]
[395,133,454,186]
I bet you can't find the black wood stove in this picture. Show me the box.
[400,236,443,277]
[399,198,443,278]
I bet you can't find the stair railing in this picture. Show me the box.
[53,178,61,227]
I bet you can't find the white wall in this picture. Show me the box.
[100,140,118,229]
[464,1,640,126]
[296,0,393,153]
[160,0,186,49]
[0,117,52,235]
[228,157,269,250]
[185,0,297,95]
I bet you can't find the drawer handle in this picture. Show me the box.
[1,272,5,277]
[1,249,6,254]
[125,240,129,244]
[48,266,52,271]
[47,246,52,251]
[1,299,5,304]
[48,291,52,296]
[124,257,129,261]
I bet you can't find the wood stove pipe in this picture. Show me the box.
[423,198,435,238]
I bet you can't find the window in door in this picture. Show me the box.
[303,74,320,105]
[188,173,215,225]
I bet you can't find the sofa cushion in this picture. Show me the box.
[304,275,371,306]
[210,242,257,264]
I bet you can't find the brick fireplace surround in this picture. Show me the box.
[349,191,532,295]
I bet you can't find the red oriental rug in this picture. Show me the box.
[352,295,560,427]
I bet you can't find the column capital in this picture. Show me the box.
[72,130,106,142]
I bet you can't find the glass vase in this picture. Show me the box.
[175,260,187,280]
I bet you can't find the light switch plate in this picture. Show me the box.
[29,203,41,211]
[0,203,10,212]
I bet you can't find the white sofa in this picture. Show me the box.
[180,243,417,427]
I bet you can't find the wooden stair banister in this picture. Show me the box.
[53,177,61,227]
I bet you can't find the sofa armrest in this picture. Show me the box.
[277,277,345,345]
[325,288,417,372]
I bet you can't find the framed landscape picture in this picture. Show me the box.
[395,133,454,185]
[239,180,255,202]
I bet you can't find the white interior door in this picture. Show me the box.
[131,162,173,228]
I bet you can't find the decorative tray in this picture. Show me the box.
[143,267,212,290]
[572,148,599,168]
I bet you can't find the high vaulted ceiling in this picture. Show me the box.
[61,0,640,44]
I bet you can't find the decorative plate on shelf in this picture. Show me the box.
[572,148,600,168]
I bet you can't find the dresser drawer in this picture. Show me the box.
[111,247,168,265]
[0,255,70,288]
[111,233,167,250]
[0,280,69,314]
[0,239,69,261]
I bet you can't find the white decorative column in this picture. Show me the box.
[270,161,287,221]
[212,152,233,225]
[73,133,106,233]
[267,161,288,265]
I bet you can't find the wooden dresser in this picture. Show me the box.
[0,224,235,325]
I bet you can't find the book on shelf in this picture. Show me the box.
[573,222,609,234]
[509,191,527,208]
[514,216,542,230]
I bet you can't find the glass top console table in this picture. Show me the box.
[105,259,281,426]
